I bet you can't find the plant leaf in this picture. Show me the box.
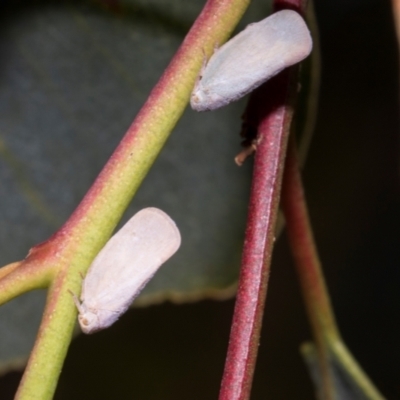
[0,0,272,368]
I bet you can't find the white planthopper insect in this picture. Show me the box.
[190,9,313,112]
[73,207,181,334]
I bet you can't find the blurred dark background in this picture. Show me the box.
[1,0,399,398]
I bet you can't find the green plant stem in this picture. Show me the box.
[330,340,386,399]
[11,1,251,399]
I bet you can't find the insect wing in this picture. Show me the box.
[81,208,181,313]
[191,10,312,111]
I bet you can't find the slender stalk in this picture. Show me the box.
[281,137,338,399]
[330,335,386,398]
[219,69,298,400]
[281,137,385,400]
[218,2,313,397]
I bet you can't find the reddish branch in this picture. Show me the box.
[218,2,308,399]
[281,138,340,340]
[281,137,338,400]
[219,69,299,400]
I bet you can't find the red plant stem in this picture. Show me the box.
[219,4,309,399]
[281,137,340,399]
[282,138,340,340]
[219,69,298,400]
[218,2,318,398]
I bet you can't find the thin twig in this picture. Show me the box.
[281,137,338,399]
[219,68,298,400]
[281,137,385,400]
